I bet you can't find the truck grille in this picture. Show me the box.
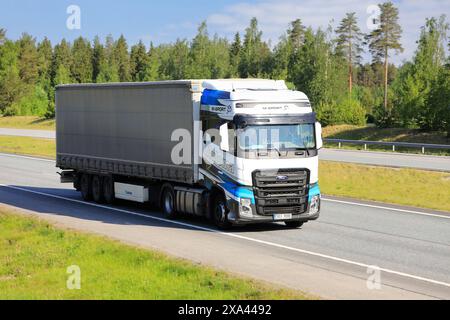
[253,169,309,216]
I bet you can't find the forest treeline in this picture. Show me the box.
[0,2,448,133]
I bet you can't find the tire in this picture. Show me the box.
[80,174,92,201]
[212,195,232,230]
[285,221,304,229]
[103,176,115,205]
[92,175,104,204]
[161,185,177,220]
[74,173,81,191]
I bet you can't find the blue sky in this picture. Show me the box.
[0,0,449,64]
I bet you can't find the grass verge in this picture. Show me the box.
[320,161,450,212]
[0,136,55,159]
[323,125,450,156]
[323,124,449,144]
[0,207,308,300]
[0,116,55,131]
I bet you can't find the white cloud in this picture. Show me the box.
[207,0,450,64]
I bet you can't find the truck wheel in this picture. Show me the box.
[213,195,232,230]
[80,174,92,201]
[103,176,115,204]
[161,186,177,220]
[92,175,104,204]
[285,221,304,229]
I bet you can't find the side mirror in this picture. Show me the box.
[315,122,323,150]
[220,123,230,152]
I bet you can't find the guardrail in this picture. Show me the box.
[324,139,450,154]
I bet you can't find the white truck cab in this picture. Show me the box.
[198,79,322,228]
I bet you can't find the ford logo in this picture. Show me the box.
[276,175,289,181]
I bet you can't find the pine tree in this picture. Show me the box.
[92,36,105,82]
[130,40,150,82]
[96,35,120,83]
[239,18,270,78]
[158,39,189,80]
[143,43,161,81]
[209,35,230,79]
[114,35,131,82]
[367,1,403,111]
[0,36,26,113]
[18,33,39,85]
[335,13,365,95]
[0,29,5,45]
[271,19,305,81]
[288,19,305,52]
[229,32,241,77]
[37,38,52,83]
[51,39,72,86]
[71,37,93,83]
[188,22,211,78]
[37,37,53,113]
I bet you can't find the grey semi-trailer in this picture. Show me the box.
[56,80,323,229]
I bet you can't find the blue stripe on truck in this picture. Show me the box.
[309,183,321,202]
[201,89,230,106]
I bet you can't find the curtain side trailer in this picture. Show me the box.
[56,80,322,229]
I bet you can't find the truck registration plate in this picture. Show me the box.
[273,214,293,221]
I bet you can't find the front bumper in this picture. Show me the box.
[226,197,321,225]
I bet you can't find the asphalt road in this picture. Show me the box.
[0,128,55,139]
[320,148,450,172]
[1,127,449,171]
[0,152,449,300]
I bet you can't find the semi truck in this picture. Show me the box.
[56,79,322,229]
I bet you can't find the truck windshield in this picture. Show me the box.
[237,124,316,152]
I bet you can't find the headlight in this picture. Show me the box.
[240,198,253,217]
[309,195,321,214]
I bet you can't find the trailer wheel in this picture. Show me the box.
[80,174,92,201]
[285,221,304,229]
[103,176,115,205]
[161,185,177,220]
[213,195,232,230]
[92,175,104,204]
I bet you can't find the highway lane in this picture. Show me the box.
[1,127,449,171]
[0,128,55,139]
[0,153,450,300]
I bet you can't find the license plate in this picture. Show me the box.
[273,214,293,221]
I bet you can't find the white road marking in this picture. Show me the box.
[1,183,450,289]
[323,198,450,220]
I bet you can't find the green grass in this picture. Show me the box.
[323,125,450,155]
[0,135,55,159]
[0,116,55,131]
[323,124,450,144]
[320,161,450,212]
[0,207,309,300]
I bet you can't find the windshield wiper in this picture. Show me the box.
[301,141,311,157]
[268,144,282,157]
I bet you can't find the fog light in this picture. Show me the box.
[240,198,253,218]
[309,195,321,214]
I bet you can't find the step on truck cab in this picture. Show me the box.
[56,79,322,229]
